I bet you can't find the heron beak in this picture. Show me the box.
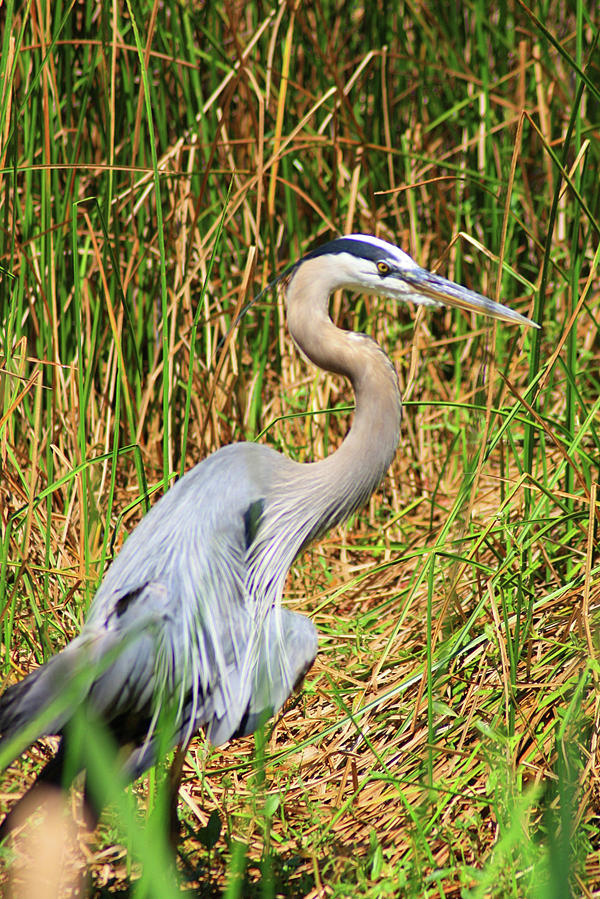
[402,267,540,329]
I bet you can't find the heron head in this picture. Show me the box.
[300,234,539,329]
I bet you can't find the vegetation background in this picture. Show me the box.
[1,0,599,896]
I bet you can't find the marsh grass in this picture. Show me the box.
[1,1,599,896]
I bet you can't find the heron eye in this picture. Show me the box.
[377,261,390,276]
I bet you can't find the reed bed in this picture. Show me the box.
[1,1,599,896]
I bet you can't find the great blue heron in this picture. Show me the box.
[0,233,537,833]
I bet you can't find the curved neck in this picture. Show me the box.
[283,258,402,532]
[245,262,403,608]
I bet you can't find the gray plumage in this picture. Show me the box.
[0,234,537,808]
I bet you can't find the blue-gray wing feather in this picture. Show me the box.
[0,443,318,777]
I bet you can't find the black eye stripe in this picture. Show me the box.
[303,237,393,265]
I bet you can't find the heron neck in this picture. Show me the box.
[245,281,402,605]
[285,291,402,534]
